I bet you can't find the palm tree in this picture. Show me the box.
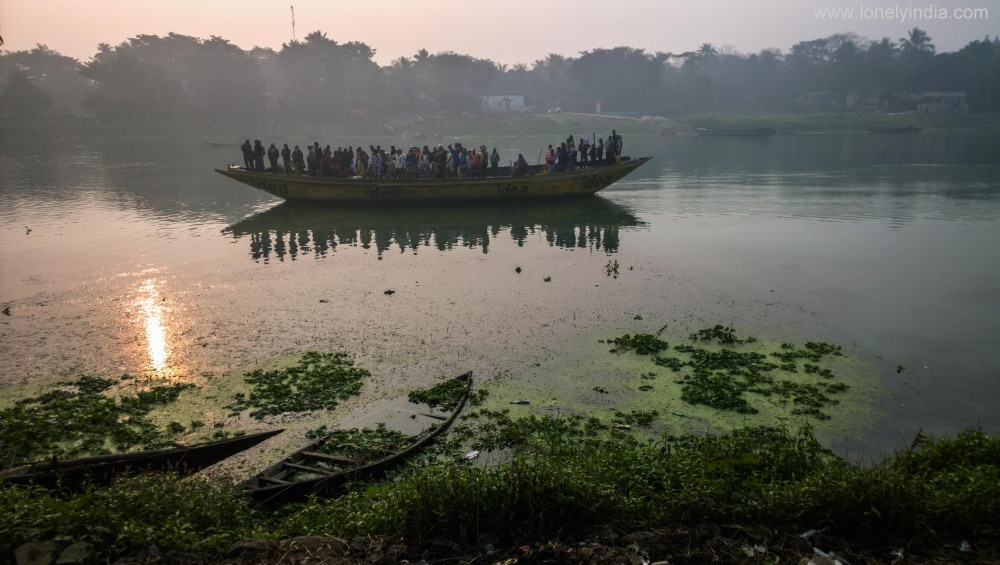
[697,43,718,59]
[900,28,935,56]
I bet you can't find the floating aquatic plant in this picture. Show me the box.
[605,259,619,278]
[613,410,659,427]
[608,324,669,354]
[407,375,469,411]
[226,351,369,419]
[305,423,412,461]
[689,324,757,344]
[608,333,669,355]
[0,375,197,466]
[611,325,850,419]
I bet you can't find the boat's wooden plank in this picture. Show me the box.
[257,475,291,485]
[283,462,336,476]
[301,451,357,465]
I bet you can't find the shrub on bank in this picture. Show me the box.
[2,426,997,560]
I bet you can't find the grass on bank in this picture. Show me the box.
[1,425,997,560]
[7,109,994,141]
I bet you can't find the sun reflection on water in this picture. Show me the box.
[136,279,172,378]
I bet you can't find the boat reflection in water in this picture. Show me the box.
[223,197,645,262]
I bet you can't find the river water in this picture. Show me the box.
[1,130,998,458]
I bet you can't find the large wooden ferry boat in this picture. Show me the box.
[215,157,651,202]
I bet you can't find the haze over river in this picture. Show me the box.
[1,130,998,458]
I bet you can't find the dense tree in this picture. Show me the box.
[0,44,87,113]
[3,27,999,126]
[529,54,572,111]
[0,69,52,116]
[276,31,380,121]
[410,51,497,111]
[570,47,668,114]
[184,36,266,120]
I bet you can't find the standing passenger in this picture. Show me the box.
[567,136,577,171]
[253,140,266,172]
[306,145,317,176]
[292,145,305,175]
[241,139,253,170]
[609,130,623,162]
[281,144,292,174]
[490,148,500,177]
[513,153,529,177]
[557,143,568,172]
[267,143,279,172]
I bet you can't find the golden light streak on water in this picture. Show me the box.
[136,279,172,378]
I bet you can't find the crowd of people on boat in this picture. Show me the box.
[239,129,623,179]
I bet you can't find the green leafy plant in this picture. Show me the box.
[0,376,196,465]
[225,351,369,419]
[605,260,620,278]
[407,375,468,411]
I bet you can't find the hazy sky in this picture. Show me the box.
[2,0,995,64]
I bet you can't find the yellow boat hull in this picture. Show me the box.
[215,157,651,202]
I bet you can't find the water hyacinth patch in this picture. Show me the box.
[226,351,369,419]
[607,324,670,355]
[407,376,469,411]
[0,375,196,465]
[305,423,413,461]
[609,325,851,419]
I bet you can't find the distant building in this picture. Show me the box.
[918,91,969,114]
[795,90,968,113]
[482,95,525,113]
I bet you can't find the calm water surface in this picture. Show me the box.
[1,131,998,457]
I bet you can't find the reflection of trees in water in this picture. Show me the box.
[228,199,639,262]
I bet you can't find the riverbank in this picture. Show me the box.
[3,426,998,564]
[3,110,996,141]
[675,111,999,133]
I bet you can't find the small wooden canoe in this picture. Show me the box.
[215,158,651,202]
[243,372,472,506]
[0,429,284,489]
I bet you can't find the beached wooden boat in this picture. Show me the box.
[215,158,651,202]
[695,127,777,137]
[0,429,283,489]
[243,372,472,505]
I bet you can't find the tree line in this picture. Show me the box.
[1,28,998,125]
